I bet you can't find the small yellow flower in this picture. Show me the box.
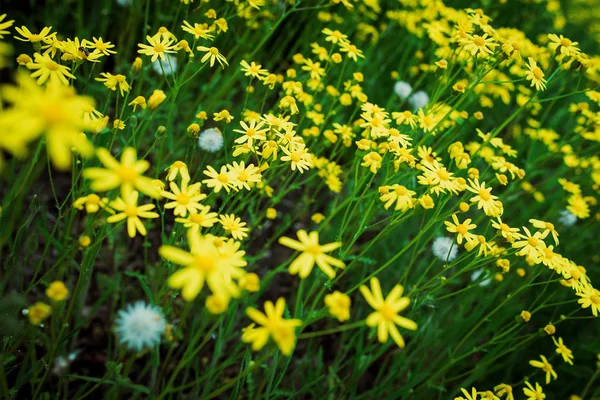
[27,302,52,325]
[243,298,301,356]
[79,235,91,247]
[520,310,531,322]
[148,90,166,110]
[279,230,344,279]
[206,295,229,315]
[266,208,277,219]
[360,277,417,348]
[239,273,260,292]
[544,324,556,335]
[529,355,557,384]
[324,291,351,322]
[46,281,69,301]
[311,213,326,223]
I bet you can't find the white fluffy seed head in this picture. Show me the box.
[152,54,178,75]
[394,81,413,100]
[471,269,492,287]
[559,209,577,226]
[198,128,224,152]
[408,90,430,110]
[114,302,166,352]
[115,0,133,6]
[432,236,457,261]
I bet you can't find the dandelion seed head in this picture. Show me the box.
[408,90,429,110]
[198,128,224,152]
[394,81,412,100]
[432,236,457,261]
[114,301,166,351]
[559,209,577,226]
[152,54,178,75]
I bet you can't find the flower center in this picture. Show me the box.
[291,153,301,163]
[124,205,137,217]
[479,189,491,201]
[176,193,190,205]
[29,34,42,42]
[456,224,468,235]
[154,44,165,53]
[532,67,544,80]
[209,47,219,55]
[193,254,217,272]
[473,36,485,47]
[560,38,571,47]
[395,186,407,196]
[591,294,600,305]
[238,171,249,182]
[45,60,60,71]
[217,173,229,183]
[545,222,554,231]
[190,214,206,224]
[527,237,538,247]
[304,244,321,255]
[379,303,396,321]
[117,166,138,182]
[437,170,449,181]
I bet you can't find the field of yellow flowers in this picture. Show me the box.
[1,0,600,398]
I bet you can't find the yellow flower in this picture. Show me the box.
[239,273,260,292]
[311,213,326,223]
[148,90,166,110]
[520,310,531,322]
[360,277,417,348]
[266,208,277,219]
[576,284,600,316]
[129,95,147,111]
[86,37,117,56]
[379,184,416,212]
[0,74,94,170]
[219,214,249,240]
[161,180,207,217]
[455,387,478,400]
[240,60,268,79]
[525,57,546,91]
[16,54,32,65]
[552,337,574,365]
[418,194,435,209]
[132,56,143,72]
[27,302,52,325]
[281,144,313,173]
[466,179,502,217]
[547,33,579,56]
[166,161,190,182]
[159,230,246,301]
[202,165,235,193]
[26,52,76,85]
[197,46,228,68]
[243,298,301,356]
[206,295,229,315]
[228,161,262,191]
[95,72,130,96]
[175,205,219,231]
[279,230,344,279]
[73,194,110,213]
[83,147,160,198]
[494,383,514,400]
[0,14,15,39]
[529,219,559,246]
[79,236,91,247]
[181,21,214,40]
[14,25,55,43]
[46,281,69,301]
[444,214,477,245]
[512,227,544,263]
[339,41,364,62]
[529,355,557,384]
[523,381,545,400]
[461,33,497,56]
[361,152,383,173]
[137,33,177,62]
[492,217,522,243]
[233,120,268,148]
[213,109,234,123]
[324,291,351,322]
[106,190,159,238]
